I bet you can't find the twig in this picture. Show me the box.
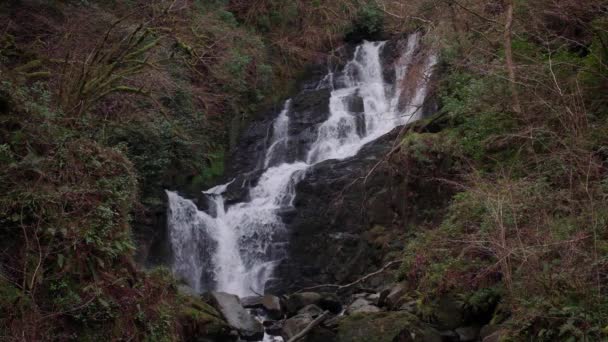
[296,260,402,293]
[286,311,330,342]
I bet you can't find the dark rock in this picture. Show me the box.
[206,292,264,341]
[455,326,479,342]
[285,292,342,316]
[336,311,441,342]
[433,296,466,331]
[385,283,407,310]
[240,296,264,308]
[264,320,284,336]
[438,330,459,342]
[176,295,235,342]
[226,110,275,176]
[271,109,457,294]
[241,295,283,320]
[285,292,323,315]
[287,88,332,161]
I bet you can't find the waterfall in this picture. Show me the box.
[166,37,436,297]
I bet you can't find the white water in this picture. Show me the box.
[167,37,436,297]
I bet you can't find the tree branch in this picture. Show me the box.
[286,311,330,342]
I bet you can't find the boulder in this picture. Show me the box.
[336,311,441,342]
[241,295,283,320]
[176,295,236,342]
[206,292,264,341]
[385,283,408,310]
[285,292,322,315]
[298,304,324,317]
[346,298,381,314]
[264,320,284,336]
[281,314,313,341]
[285,292,342,315]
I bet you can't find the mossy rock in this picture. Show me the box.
[177,295,235,341]
[336,311,441,342]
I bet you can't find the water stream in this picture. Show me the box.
[166,35,436,298]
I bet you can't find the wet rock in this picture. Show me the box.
[206,292,264,341]
[226,111,274,176]
[176,295,235,342]
[455,326,479,342]
[285,292,322,315]
[241,295,283,320]
[287,88,332,161]
[264,320,284,336]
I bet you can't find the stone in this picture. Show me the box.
[336,311,441,342]
[285,292,323,315]
[261,295,283,320]
[455,326,479,342]
[365,293,381,305]
[176,295,236,342]
[285,292,342,315]
[298,304,324,317]
[264,320,283,336]
[346,298,381,314]
[207,292,264,341]
[385,283,408,310]
[281,314,313,341]
[239,294,283,320]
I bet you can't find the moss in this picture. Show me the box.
[337,311,440,342]
[176,294,232,340]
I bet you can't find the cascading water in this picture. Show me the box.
[166,35,436,298]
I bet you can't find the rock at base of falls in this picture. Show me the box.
[206,292,264,341]
[241,294,283,320]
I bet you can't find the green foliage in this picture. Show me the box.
[346,3,384,41]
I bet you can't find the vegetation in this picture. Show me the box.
[389,0,608,340]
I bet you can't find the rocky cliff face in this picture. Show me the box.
[218,36,449,294]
